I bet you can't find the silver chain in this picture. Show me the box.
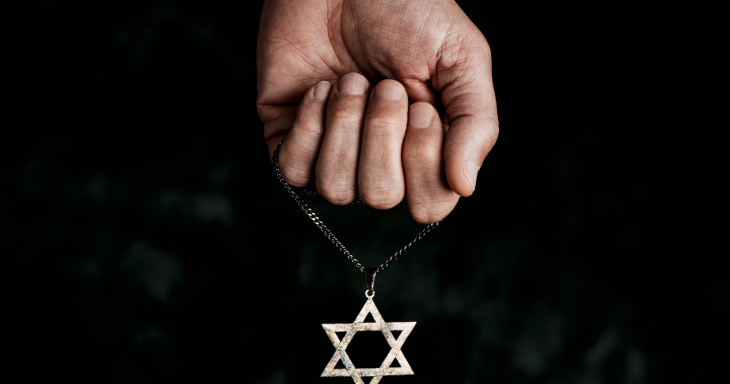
[271,140,442,275]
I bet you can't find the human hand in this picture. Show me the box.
[257,0,498,223]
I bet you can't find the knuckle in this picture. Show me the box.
[293,120,324,140]
[366,116,403,135]
[328,112,364,133]
[404,141,442,162]
[329,108,364,122]
[281,168,310,187]
[317,183,356,205]
[279,162,310,187]
[410,202,452,224]
[486,116,500,138]
[407,191,458,224]
[360,187,404,210]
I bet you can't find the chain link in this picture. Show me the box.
[271,140,442,275]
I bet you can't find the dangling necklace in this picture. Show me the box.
[272,140,442,384]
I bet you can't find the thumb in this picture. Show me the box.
[436,31,499,197]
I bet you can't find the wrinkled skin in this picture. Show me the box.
[257,0,498,223]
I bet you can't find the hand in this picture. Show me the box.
[257,0,498,223]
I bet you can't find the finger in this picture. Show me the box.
[358,80,408,209]
[261,104,297,160]
[403,102,459,224]
[278,81,332,187]
[435,31,499,197]
[316,72,370,205]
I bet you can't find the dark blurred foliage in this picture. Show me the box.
[3,1,726,383]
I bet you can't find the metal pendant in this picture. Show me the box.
[321,290,416,384]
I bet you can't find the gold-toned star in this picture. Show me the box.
[321,297,416,384]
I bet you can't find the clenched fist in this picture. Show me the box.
[257,0,498,223]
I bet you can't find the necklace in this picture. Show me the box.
[272,140,442,383]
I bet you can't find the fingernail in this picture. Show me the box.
[339,73,368,95]
[375,80,403,100]
[314,81,332,100]
[465,160,480,191]
[409,103,434,128]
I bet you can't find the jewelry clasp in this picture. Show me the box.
[365,268,377,298]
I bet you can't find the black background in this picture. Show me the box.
[5,1,725,383]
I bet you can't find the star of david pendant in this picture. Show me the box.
[321,291,416,384]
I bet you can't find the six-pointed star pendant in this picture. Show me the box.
[321,297,416,384]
